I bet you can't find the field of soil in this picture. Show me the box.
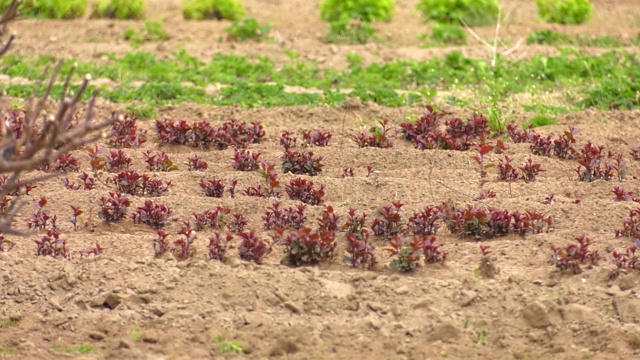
[1,0,640,359]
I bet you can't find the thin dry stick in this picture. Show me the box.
[435,180,490,209]
[428,157,436,204]
[340,110,347,149]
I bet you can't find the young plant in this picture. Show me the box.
[612,186,639,202]
[385,235,424,272]
[143,150,178,172]
[371,202,404,239]
[263,201,307,230]
[27,197,58,232]
[225,18,271,42]
[132,201,174,229]
[281,150,324,176]
[343,208,368,238]
[187,154,208,171]
[208,232,234,262]
[79,243,103,258]
[520,158,543,182]
[280,131,298,150]
[341,167,355,177]
[78,172,97,190]
[472,145,494,186]
[237,230,271,264]
[498,156,520,181]
[416,0,499,26]
[173,222,197,261]
[107,113,147,149]
[317,206,340,232]
[232,149,261,171]
[182,0,246,20]
[92,0,146,19]
[285,178,325,205]
[551,235,600,274]
[408,204,443,235]
[320,0,394,22]
[576,142,608,182]
[353,119,394,148]
[422,236,447,264]
[477,244,499,278]
[345,231,377,269]
[612,239,640,275]
[53,153,80,173]
[153,230,171,258]
[228,212,247,233]
[192,207,231,231]
[0,233,15,252]
[35,230,68,258]
[97,192,131,222]
[200,179,225,198]
[228,179,238,198]
[536,0,593,25]
[615,208,640,238]
[303,130,332,147]
[105,150,132,172]
[70,206,83,232]
[277,227,337,266]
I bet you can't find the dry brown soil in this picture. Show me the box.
[1,1,640,359]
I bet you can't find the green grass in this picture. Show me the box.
[53,344,94,355]
[1,48,639,110]
[527,30,625,48]
[213,335,244,354]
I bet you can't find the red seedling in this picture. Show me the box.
[228,212,247,233]
[280,131,298,150]
[109,170,172,196]
[208,232,234,262]
[200,179,225,198]
[0,233,15,252]
[408,205,443,236]
[232,148,261,171]
[494,139,508,154]
[97,192,131,222]
[155,119,192,145]
[553,126,579,159]
[108,113,147,148]
[78,172,97,190]
[281,150,324,176]
[317,206,340,232]
[153,230,171,258]
[54,153,80,173]
[105,149,132,172]
[576,142,609,182]
[343,208,368,238]
[187,154,208,171]
[423,236,447,264]
[285,178,325,205]
[520,158,543,182]
[551,235,600,274]
[345,231,376,269]
[385,235,424,272]
[249,162,280,198]
[35,230,68,258]
[79,243,103,258]
[612,239,640,274]
[615,208,640,238]
[173,222,197,260]
[399,105,443,142]
[371,202,404,240]
[143,150,178,172]
[277,227,337,266]
[263,201,307,230]
[446,114,490,140]
[132,201,175,229]
[0,176,36,196]
[61,177,80,190]
[192,207,231,230]
[27,196,58,231]
[474,189,497,201]
[366,166,377,177]
[479,245,492,256]
[70,206,83,232]
[498,156,520,181]
[506,123,534,143]
[237,230,272,264]
[542,194,555,205]
[341,167,354,177]
[353,119,394,148]
[228,179,238,198]
[612,186,639,202]
[303,130,332,147]
[85,145,106,172]
[630,146,640,160]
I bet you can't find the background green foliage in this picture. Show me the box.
[225,18,271,42]
[536,0,594,25]
[92,0,147,19]
[320,0,395,22]
[0,0,88,19]
[326,16,377,44]
[416,0,499,27]
[430,23,466,44]
[182,0,246,21]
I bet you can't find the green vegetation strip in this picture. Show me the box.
[1,49,639,109]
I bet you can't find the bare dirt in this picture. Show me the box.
[1,1,640,359]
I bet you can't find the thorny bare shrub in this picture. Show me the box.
[0,1,116,234]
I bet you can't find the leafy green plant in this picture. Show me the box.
[326,16,377,44]
[225,18,271,42]
[430,23,466,45]
[0,0,88,19]
[92,0,146,19]
[182,0,245,21]
[320,0,395,22]
[527,115,557,128]
[536,0,593,25]
[124,21,169,48]
[416,0,499,26]
[213,335,244,354]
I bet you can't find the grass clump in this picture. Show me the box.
[182,0,246,21]
[0,0,88,19]
[124,21,169,48]
[326,16,377,44]
[214,335,244,354]
[536,0,593,25]
[225,18,271,42]
[430,23,466,45]
[92,0,147,19]
[320,0,395,22]
[527,30,622,48]
[416,0,499,27]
